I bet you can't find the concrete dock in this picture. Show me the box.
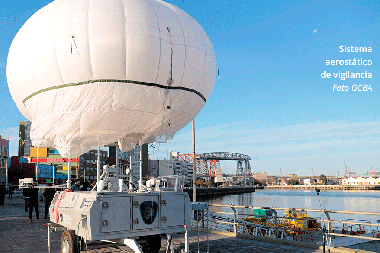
[184,186,255,199]
[0,197,378,253]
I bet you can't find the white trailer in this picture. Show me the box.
[48,165,192,253]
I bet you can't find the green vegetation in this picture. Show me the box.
[287,179,299,185]
[319,174,328,185]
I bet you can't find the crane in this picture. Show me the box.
[343,162,355,178]
[369,167,377,177]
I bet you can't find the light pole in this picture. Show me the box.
[67,158,71,189]
[36,148,39,183]
[192,120,196,203]
[5,137,9,188]
[96,147,100,192]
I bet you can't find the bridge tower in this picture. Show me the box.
[180,152,252,183]
[236,160,251,176]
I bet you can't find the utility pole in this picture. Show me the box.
[78,155,82,180]
[192,120,196,203]
[36,148,39,183]
[139,145,143,189]
[67,157,71,189]
[116,146,119,179]
[6,137,9,187]
[96,147,100,192]
[76,156,79,179]
[129,154,133,190]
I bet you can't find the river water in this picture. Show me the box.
[208,189,380,225]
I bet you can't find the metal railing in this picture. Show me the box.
[192,203,380,249]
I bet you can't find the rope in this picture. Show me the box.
[22,79,206,104]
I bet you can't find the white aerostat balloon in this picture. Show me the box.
[7,0,216,158]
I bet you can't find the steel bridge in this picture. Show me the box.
[179,152,251,180]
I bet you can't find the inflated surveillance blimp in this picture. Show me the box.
[7,0,216,158]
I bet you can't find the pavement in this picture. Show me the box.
[0,197,378,253]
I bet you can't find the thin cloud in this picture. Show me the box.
[164,121,380,175]
[196,121,380,145]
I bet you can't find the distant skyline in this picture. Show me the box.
[1,0,379,176]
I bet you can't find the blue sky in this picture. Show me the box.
[1,0,379,176]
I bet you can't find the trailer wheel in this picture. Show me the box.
[139,235,161,253]
[61,230,78,253]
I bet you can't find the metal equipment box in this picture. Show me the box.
[50,191,191,241]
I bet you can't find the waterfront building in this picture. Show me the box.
[266,175,279,185]
[18,121,32,157]
[213,169,223,184]
[8,156,55,184]
[107,146,131,183]
[7,156,35,184]
[157,159,174,177]
[79,149,108,180]
[0,136,9,183]
[108,146,117,160]
[120,144,148,184]
[253,172,268,184]
[147,152,194,185]
[148,159,159,178]
[117,159,131,184]
[342,176,380,186]
[30,147,79,181]
[301,178,319,185]
[170,151,193,185]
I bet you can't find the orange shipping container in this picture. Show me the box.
[30,147,48,158]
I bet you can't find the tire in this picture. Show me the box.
[61,230,78,253]
[138,235,161,253]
